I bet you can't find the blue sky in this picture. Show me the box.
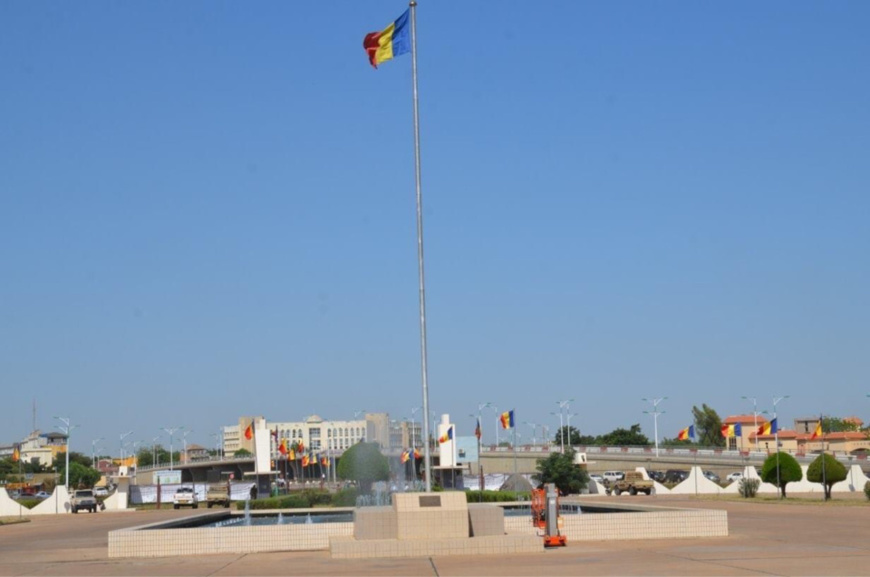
[1,1,868,452]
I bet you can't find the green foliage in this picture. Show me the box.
[761,452,803,497]
[806,453,847,500]
[464,490,530,503]
[17,498,42,509]
[55,461,101,489]
[330,488,359,507]
[135,446,179,468]
[821,417,861,433]
[532,449,589,495]
[236,494,310,510]
[597,424,650,446]
[738,478,760,498]
[554,426,582,447]
[335,442,389,493]
[234,448,253,457]
[661,437,695,447]
[691,404,725,447]
[864,481,870,501]
[300,489,332,506]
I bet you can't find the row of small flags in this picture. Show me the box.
[678,418,825,440]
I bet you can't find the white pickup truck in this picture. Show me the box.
[71,490,99,513]
[172,487,199,509]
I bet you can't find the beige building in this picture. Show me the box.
[223,413,393,458]
[721,415,759,451]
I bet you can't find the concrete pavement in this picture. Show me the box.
[0,495,868,576]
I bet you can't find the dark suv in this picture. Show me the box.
[663,469,689,483]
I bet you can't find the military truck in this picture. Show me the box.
[604,472,654,496]
[206,483,230,508]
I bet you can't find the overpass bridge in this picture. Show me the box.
[133,445,869,485]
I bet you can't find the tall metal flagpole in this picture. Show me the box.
[409,0,432,492]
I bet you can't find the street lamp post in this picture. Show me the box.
[490,405,500,446]
[550,411,564,453]
[54,417,77,490]
[566,413,579,450]
[773,395,789,499]
[151,436,161,468]
[161,427,183,471]
[181,430,193,465]
[119,431,133,468]
[556,399,574,453]
[642,397,667,458]
[476,402,492,446]
[91,438,104,469]
[411,406,422,450]
[523,422,538,447]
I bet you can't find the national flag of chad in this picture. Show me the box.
[244,421,253,440]
[677,425,694,441]
[363,10,410,69]
[757,418,778,436]
[810,421,823,440]
[500,410,515,429]
[438,427,453,444]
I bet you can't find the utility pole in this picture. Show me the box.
[91,438,104,469]
[161,427,183,471]
[54,417,78,490]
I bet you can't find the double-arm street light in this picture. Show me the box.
[91,437,104,469]
[523,421,538,446]
[54,417,78,490]
[119,431,133,466]
[161,426,184,470]
[556,399,574,453]
[642,397,667,458]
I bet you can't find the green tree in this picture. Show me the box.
[532,449,589,496]
[761,452,803,498]
[57,461,101,489]
[661,437,694,447]
[598,424,650,446]
[336,442,389,493]
[234,448,253,457]
[821,417,861,433]
[52,451,92,471]
[806,453,847,500]
[135,446,175,468]
[691,404,724,447]
[554,426,582,447]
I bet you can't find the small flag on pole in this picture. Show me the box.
[244,421,254,440]
[720,424,742,438]
[363,10,411,69]
[438,427,454,444]
[401,449,410,464]
[677,425,694,441]
[11,444,20,463]
[278,439,287,456]
[811,420,823,440]
[499,410,515,429]
[757,418,778,436]
[475,418,482,440]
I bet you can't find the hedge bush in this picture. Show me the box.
[235,494,310,510]
[738,478,760,498]
[330,488,359,507]
[463,490,530,503]
[864,481,870,501]
[761,452,802,498]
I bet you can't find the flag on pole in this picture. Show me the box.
[438,427,453,444]
[811,420,823,440]
[321,456,329,467]
[475,418,482,440]
[401,449,410,464]
[297,441,305,453]
[413,448,421,460]
[289,449,296,461]
[720,423,742,438]
[11,444,20,463]
[278,439,288,456]
[244,421,253,440]
[677,425,694,441]
[363,9,410,69]
[301,453,310,467]
[757,418,778,435]
[500,410,515,429]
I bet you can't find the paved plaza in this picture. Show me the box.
[0,495,868,576]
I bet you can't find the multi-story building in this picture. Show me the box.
[224,413,393,458]
[389,419,423,450]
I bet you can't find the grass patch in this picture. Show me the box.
[691,494,869,506]
[0,517,31,525]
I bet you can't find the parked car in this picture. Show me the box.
[726,472,744,483]
[93,487,109,497]
[8,490,21,499]
[173,487,198,509]
[648,470,666,483]
[602,471,625,483]
[589,474,604,484]
[703,471,721,483]
[71,490,98,513]
[664,470,689,484]
[33,491,52,500]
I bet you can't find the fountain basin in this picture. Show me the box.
[108,508,354,558]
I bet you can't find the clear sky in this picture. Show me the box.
[2,1,868,453]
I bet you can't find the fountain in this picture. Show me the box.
[243,499,251,526]
[277,512,284,525]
